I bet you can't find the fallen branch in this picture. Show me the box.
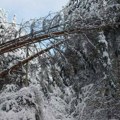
[0,22,119,55]
[0,40,64,77]
[0,24,60,49]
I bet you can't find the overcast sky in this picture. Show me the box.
[0,0,69,23]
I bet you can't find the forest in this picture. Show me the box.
[0,0,120,120]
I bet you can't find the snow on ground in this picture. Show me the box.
[0,82,75,120]
[0,84,42,120]
[42,84,75,120]
[43,96,74,120]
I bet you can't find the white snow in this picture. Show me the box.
[103,51,111,65]
[99,32,108,48]
[0,85,43,120]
